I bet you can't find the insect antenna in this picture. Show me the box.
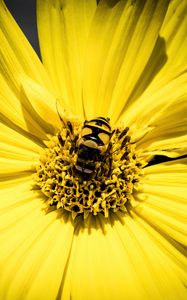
[56,100,66,127]
[56,101,75,144]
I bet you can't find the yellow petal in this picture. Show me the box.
[62,213,187,299]
[136,159,187,245]
[62,215,145,300]
[0,123,41,176]
[82,0,169,122]
[132,211,187,286]
[120,65,187,126]
[0,122,42,156]
[0,174,74,300]
[132,0,187,96]
[0,0,53,94]
[0,176,36,209]
[0,143,38,161]
[160,0,187,70]
[123,0,187,133]
[24,215,73,300]
[115,213,187,299]
[139,137,187,158]
[0,207,74,300]
[120,65,187,157]
[37,0,96,118]
[0,158,37,176]
[0,73,49,141]
[0,194,40,230]
[21,75,63,132]
[0,173,33,190]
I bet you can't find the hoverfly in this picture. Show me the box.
[73,117,113,180]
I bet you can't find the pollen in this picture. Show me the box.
[35,120,146,220]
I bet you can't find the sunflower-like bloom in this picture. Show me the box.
[0,0,187,299]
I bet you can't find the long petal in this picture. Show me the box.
[82,0,169,122]
[0,122,42,157]
[0,73,49,142]
[62,216,145,300]
[0,123,43,178]
[135,158,187,246]
[120,65,187,157]
[129,0,187,100]
[61,213,187,300]
[0,0,53,95]
[160,0,187,71]
[0,177,74,300]
[37,0,97,118]
[21,75,63,132]
[115,213,187,299]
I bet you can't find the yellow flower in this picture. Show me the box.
[0,0,187,299]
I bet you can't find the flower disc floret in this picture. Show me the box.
[35,120,145,219]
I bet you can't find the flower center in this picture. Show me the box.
[35,119,145,219]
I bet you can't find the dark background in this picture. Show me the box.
[5,0,40,56]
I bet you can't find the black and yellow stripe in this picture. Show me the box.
[82,117,112,146]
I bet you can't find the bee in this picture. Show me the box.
[73,117,113,180]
